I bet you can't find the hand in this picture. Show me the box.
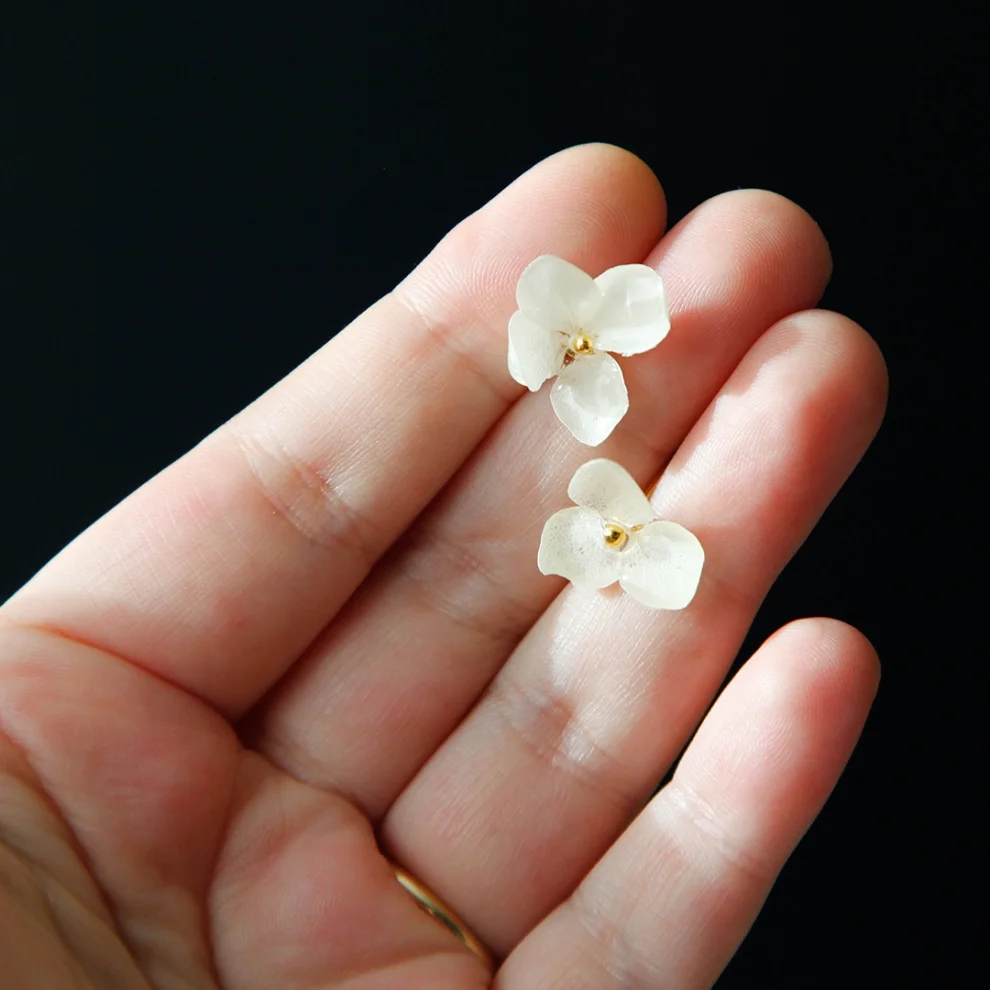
[0,144,886,989]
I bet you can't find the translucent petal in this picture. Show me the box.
[516,255,603,332]
[550,352,628,446]
[591,264,670,356]
[567,458,654,528]
[537,506,623,590]
[507,335,526,385]
[507,310,566,391]
[619,521,705,610]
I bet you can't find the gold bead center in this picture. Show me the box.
[603,522,628,550]
[570,332,594,355]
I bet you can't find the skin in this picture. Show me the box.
[0,144,887,989]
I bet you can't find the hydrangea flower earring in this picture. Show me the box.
[507,255,670,445]
[538,459,704,610]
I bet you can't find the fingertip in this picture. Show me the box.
[704,188,833,298]
[767,616,881,709]
[812,616,882,696]
[818,310,890,419]
[726,187,832,262]
[749,307,889,459]
[530,143,667,257]
[578,142,666,212]
[553,141,664,197]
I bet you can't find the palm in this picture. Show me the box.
[0,145,885,989]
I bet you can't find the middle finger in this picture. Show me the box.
[252,190,831,816]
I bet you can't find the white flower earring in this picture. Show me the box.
[507,255,670,445]
[538,459,704,610]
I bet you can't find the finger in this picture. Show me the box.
[383,310,888,954]
[495,619,880,989]
[252,191,832,816]
[209,756,493,990]
[2,144,665,716]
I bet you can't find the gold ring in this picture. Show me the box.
[391,864,493,969]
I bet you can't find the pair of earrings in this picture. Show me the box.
[507,255,704,611]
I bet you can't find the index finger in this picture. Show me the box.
[2,144,666,716]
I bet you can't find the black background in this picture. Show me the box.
[3,4,980,987]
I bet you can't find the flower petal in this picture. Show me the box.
[508,310,566,390]
[550,352,629,446]
[591,264,670,356]
[619,520,705,610]
[506,334,526,385]
[537,506,623,590]
[567,458,654,528]
[516,255,603,331]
